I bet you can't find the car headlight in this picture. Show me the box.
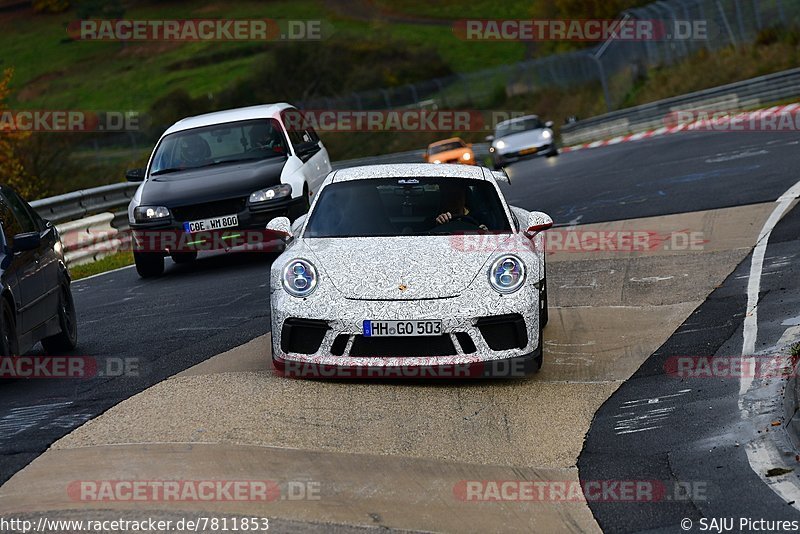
[542,130,552,140]
[282,259,318,297]
[495,140,506,149]
[488,255,526,294]
[462,152,471,160]
[250,184,292,204]
[433,159,442,164]
[133,206,170,223]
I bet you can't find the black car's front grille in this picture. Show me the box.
[171,197,247,221]
[349,335,455,358]
[476,314,528,351]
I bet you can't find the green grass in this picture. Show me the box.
[1,0,526,111]
[68,251,133,280]
[792,343,800,358]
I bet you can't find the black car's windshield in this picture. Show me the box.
[428,141,464,154]
[304,177,512,238]
[150,119,287,176]
[495,117,544,138]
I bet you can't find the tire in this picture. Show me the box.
[134,251,164,278]
[0,297,18,357]
[41,281,78,353]
[539,276,549,328]
[171,251,197,264]
[546,147,559,158]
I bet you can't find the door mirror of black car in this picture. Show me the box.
[485,135,495,142]
[126,168,146,182]
[545,121,554,129]
[12,231,41,252]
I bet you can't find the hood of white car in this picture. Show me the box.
[494,129,551,153]
[301,235,511,300]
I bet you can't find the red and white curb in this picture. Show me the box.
[560,102,800,153]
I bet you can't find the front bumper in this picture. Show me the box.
[131,196,305,254]
[270,280,541,379]
[492,143,556,166]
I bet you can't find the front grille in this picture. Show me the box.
[281,318,330,355]
[330,334,349,356]
[171,197,247,221]
[455,332,477,354]
[476,314,528,351]
[350,335,455,358]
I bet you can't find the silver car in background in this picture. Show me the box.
[487,115,558,169]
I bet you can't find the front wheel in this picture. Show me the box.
[134,251,164,278]
[41,282,78,353]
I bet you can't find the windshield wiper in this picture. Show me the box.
[150,167,186,176]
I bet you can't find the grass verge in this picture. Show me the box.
[68,251,134,280]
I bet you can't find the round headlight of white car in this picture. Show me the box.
[495,140,506,149]
[542,129,552,139]
[282,259,318,297]
[488,255,526,294]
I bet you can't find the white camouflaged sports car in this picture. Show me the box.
[266,163,553,378]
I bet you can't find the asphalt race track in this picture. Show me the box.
[1,129,800,530]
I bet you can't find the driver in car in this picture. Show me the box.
[434,185,488,230]
[250,123,285,153]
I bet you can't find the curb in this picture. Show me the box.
[560,103,800,154]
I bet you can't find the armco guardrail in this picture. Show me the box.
[30,182,139,225]
[560,67,800,145]
[30,182,138,266]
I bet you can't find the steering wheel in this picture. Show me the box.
[431,214,484,233]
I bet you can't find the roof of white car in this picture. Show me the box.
[162,103,294,136]
[332,163,490,182]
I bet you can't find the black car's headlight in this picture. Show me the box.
[133,206,170,223]
[282,259,318,297]
[488,255,526,294]
[250,184,292,204]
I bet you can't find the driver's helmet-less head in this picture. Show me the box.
[250,123,279,149]
[440,183,467,214]
[179,135,210,164]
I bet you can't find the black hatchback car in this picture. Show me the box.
[0,185,77,356]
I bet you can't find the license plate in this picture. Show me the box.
[519,147,539,155]
[183,214,238,233]
[363,320,442,337]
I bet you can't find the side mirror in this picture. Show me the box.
[266,216,292,238]
[126,168,145,182]
[12,231,41,252]
[485,135,495,142]
[291,214,307,235]
[526,211,553,235]
[545,121,554,129]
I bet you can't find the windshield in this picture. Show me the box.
[304,177,511,238]
[428,141,464,154]
[149,119,287,176]
[495,117,545,138]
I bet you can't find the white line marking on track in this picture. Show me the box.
[740,178,800,509]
